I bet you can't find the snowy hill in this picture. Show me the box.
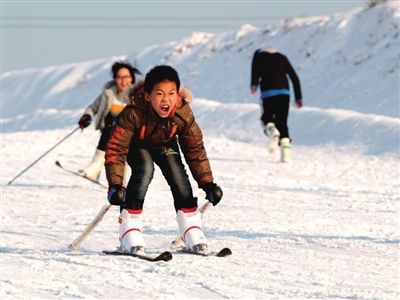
[1,1,399,155]
[136,2,399,115]
[2,2,399,119]
[1,2,399,299]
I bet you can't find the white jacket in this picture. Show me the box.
[84,81,133,130]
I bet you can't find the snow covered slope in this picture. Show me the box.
[1,1,399,299]
[1,2,399,155]
[2,1,399,121]
[136,2,399,116]
[1,129,399,299]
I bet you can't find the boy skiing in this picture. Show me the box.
[105,65,223,255]
[250,48,303,162]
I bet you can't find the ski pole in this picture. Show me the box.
[8,127,80,185]
[68,204,112,250]
[199,201,212,216]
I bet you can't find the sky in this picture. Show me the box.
[2,0,365,72]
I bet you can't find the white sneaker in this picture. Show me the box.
[264,123,280,153]
[78,149,105,181]
[280,138,291,163]
[176,209,208,254]
[118,209,145,254]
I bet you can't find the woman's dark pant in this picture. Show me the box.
[97,126,113,151]
[261,94,290,139]
[97,113,117,151]
[124,142,197,211]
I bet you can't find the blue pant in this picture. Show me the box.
[125,141,197,211]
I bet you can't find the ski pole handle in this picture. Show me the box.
[199,201,212,217]
[8,127,80,185]
[68,204,112,251]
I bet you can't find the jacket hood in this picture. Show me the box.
[103,80,116,90]
[103,80,133,101]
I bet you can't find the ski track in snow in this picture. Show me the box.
[1,127,399,299]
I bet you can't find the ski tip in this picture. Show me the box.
[216,248,232,257]
[157,251,173,262]
[103,250,173,262]
[177,247,232,257]
[55,161,61,167]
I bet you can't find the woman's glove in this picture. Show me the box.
[78,114,92,129]
[201,182,223,206]
[107,184,126,205]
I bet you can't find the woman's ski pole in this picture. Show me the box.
[8,127,80,185]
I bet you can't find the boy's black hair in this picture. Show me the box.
[111,61,141,83]
[144,65,180,93]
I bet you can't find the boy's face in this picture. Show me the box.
[146,80,179,118]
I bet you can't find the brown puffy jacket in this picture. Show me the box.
[105,82,214,187]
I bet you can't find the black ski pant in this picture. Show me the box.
[97,126,113,151]
[97,113,117,151]
[124,141,197,211]
[261,94,290,139]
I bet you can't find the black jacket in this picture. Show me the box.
[251,49,302,100]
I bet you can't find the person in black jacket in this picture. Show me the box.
[250,48,303,162]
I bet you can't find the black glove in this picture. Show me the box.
[107,184,126,205]
[78,114,92,129]
[202,182,223,206]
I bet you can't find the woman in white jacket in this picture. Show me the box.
[78,61,140,181]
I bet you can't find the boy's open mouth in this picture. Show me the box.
[160,104,170,114]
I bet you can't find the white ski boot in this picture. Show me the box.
[118,209,145,254]
[177,209,208,254]
[280,137,291,163]
[78,149,105,181]
[264,122,280,153]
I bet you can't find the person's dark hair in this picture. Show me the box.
[111,61,141,83]
[144,65,180,93]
